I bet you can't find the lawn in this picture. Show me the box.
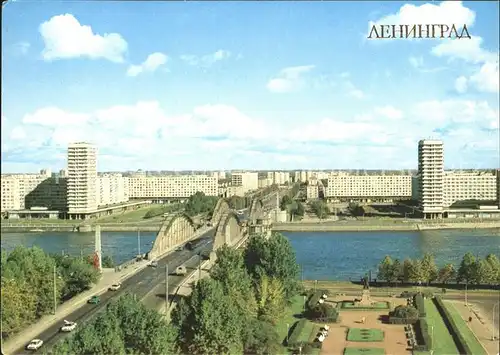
[347,328,384,342]
[424,299,459,355]
[443,301,487,355]
[95,205,167,223]
[340,301,390,310]
[275,295,319,354]
[344,347,385,355]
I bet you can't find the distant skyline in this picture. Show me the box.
[2,1,499,172]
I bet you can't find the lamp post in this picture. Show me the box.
[286,323,290,345]
[464,280,468,307]
[53,264,58,315]
[492,302,499,341]
[165,265,169,315]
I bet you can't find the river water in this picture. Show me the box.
[1,229,499,280]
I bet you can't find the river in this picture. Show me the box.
[1,229,499,280]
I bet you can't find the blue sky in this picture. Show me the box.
[2,1,499,172]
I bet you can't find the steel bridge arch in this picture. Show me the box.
[213,210,243,250]
[249,198,265,221]
[212,198,230,224]
[149,213,197,259]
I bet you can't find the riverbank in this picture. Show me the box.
[0,223,162,233]
[273,221,500,232]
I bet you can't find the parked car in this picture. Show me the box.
[88,295,100,304]
[175,265,187,276]
[109,283,121,291]
[149,261,158,268]
[60,320,77,332]
[26,339,43,351]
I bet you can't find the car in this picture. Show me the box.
[26,339,43,351]
[60,320,77,332]
[88,295,100,304]
[149,261,158,268]
[109,283,121,291]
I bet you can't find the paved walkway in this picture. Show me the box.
[450,300,499,355]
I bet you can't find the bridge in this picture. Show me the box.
[147,186,286,260]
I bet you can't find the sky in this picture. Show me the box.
[1,1,499,172]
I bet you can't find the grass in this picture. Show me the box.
[424,299,459,355]
[340,301,390,310]
[443,301,487,355]
[344,347,385,355]
[346,328,384,342]
[94,205,167,223]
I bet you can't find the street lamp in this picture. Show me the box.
[492,302,499,341]
[464,280,468,307]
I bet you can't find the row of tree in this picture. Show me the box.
[378,252,500,285]
[184,191,219,217]
[1,246,102,339]
[309,200,330,219]
[52,233,301,354]
[280,195,305,219]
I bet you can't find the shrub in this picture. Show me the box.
[433,296,473,355]
[413,293,426,318]
[308,303,339,322]
[287,319,307,346]
[301,343,318,354]
[414,318,433,351]
[389,305,419,324]
[306,290,325,311]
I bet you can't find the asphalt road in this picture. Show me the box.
[13,232,215,354]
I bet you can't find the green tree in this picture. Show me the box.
[184,192,219,217]
[485,254,500,284]
[0,278,37,338]
[437,263,456,284]
[457,252,476,284]
[242,319,282,355]
[403,259,425,283]
[174,278,244,354]
[347,202,364,217]
[101,255,115,268]
[244,233,300,301]
[309,200,330,219]
[420,253,438,285]
[255,274,286,324]
[280,195,292,211]
[393,259,404,283]
[378,256,395,283]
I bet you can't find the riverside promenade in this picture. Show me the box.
[273,219,500,232]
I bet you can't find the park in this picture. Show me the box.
[280,276,497,355]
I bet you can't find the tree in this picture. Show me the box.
[457,252,476,284]
[101,255,115,268]
[309,200,330,219]
[437,263,456,284]
[420,253,438,285]
[255,274,286,324]
[242,319,282,355]
[393,259,404,283]
[184,192,219,216]
[347,202,364,217]
[0,279,37,338]
[174,278,245,354]
[244,233,300,301]
[280,195,292,211]
[391,305,418,319]
[485,254,500,284]
[403,259,425,283]
[378,256,395,283]
[53,294,177,354]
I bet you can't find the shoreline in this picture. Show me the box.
[1,220,500,234]
[273,221,500,232]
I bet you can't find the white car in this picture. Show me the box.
[60,320,77,332]
[109,283,121,291]
[149,260,158,268]
[26,339,43,350]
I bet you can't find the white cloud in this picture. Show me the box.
[266,65,315,93]
[39,14,128,62]
[431,36,498,93]
[469,61,499,93]
[455,76,468,93]
[180,49,231,67]
[374,106,403,120]
[369,1,476,38]
[345,81,365,99]
[4,98,498,171]
[409,56,423,68]
[126,52,168,77]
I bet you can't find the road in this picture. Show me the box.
[13,232,215,354]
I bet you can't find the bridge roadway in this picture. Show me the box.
[11,229,216,355]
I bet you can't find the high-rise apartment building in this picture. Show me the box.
[231,172,259,193]
[418,139,444,219]
[67,142,98,217]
